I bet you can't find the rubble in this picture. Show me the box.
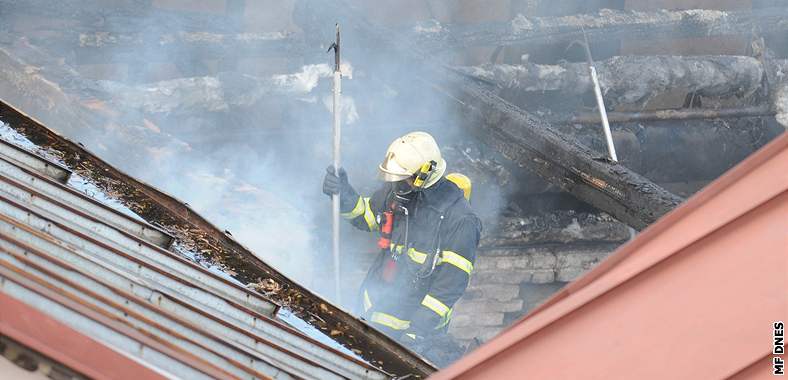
[94,65,339,114]
[413,7,788,51]
[481,211,630,248]
[567,106,773,124]
[0,46,193,174]
[459,56,764,108]
[36,30,301,66]
[767,60,788,128]
[775,83,788,128]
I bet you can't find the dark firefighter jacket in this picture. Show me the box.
[340,177,481,340]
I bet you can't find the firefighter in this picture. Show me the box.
[322,131,481,356]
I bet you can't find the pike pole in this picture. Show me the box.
[582,27,618,162]
[583,28,634,237]
[330,24,342,304]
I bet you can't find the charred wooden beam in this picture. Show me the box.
[93,65,334,114]
[446,115,780,207]
[0,0,237,33]
[458,56,764,108]
[413,7,788,52]
[567,106,774,124]
[1,35,322,117]
[0,45,191,175]
[462,85,682,230]
[294,0,683,230]
[767,60,788,128]
[27,31,302,65]
[775,81,788,128]
[563,117,780,185]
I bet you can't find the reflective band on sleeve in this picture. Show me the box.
[436,308,453,329]
[440,251,473,275]
[370,312,410,330]
[390,244,404,255]
[407,248,428,264]
[340,196,365,219]
[405,333,417,340]
[421,294,451,318]
[363,290,372,312]
[361,198,378,230]
[408,248,427,264]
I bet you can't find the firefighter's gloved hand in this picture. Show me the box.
[323,165,360,212]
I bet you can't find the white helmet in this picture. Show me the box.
[378,131,446,189]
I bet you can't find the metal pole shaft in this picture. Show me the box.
[589,66,618,162]
[331,25,342,304]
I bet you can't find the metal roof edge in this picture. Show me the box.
[0,265,237,379]
[0,292,172,380]
[0,138,71,183]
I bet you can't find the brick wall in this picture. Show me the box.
[447,211,629,346]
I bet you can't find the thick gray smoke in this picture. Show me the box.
[0,1,470,309]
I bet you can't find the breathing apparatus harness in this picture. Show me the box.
[376,161,448,281]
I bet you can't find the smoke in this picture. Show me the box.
[0,1,470,308]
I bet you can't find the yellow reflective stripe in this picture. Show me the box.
[436,308,453,329]
[407,248,428,264]
[390,244,404,255]
[440,251,473,275]
[361,198,378,230]
[363,290,372,312]
[370,312,410,330]
[340,196,364,218]
[421,294,451,318]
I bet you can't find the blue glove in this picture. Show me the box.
[322,165,360,212]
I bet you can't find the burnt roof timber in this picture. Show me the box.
[411,7,788,52]
[566,106,775,124]
[0,0,238,33]
[23,30,304,66]
[457,56,766,109]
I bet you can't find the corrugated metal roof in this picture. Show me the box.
[0,111,391,378]
[432,132,788,379]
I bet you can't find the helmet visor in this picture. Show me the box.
[378,158,412,182]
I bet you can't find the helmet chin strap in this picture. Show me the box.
[393,180,415,197]
[390,160,439,206]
